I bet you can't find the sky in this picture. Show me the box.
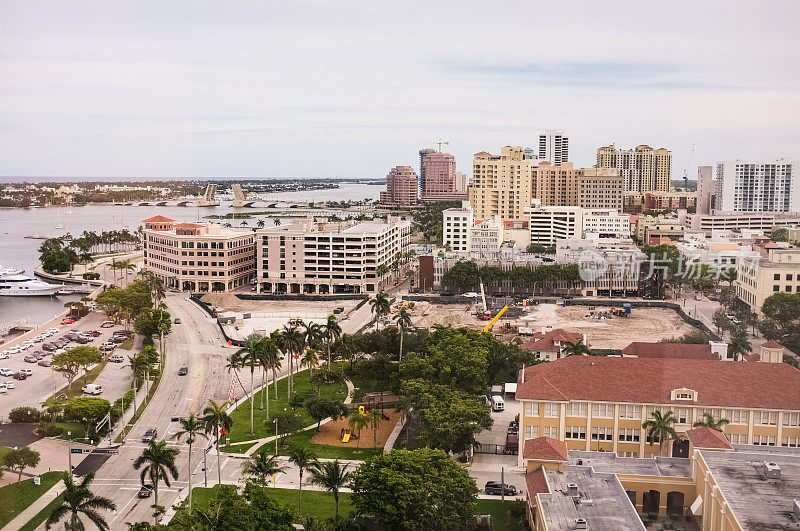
[1,0,799,180]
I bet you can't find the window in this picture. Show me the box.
[728,409,748,424]
[619,405,640,419]
[524,425,538,440]
[619,451,639,458]
[566,402,588,417]
[676,409,691,424]
[619,428,640,442]
[543,426,558,439]
[544,402,560,418]
[755,411,777,426]
[727,433,748,445]
[774,273,780,280]
[753,435,776,446]
[593,403,614,418]
[783,436,800,448]
[700,408,723,422]
[565,426,586,440]
[783,412,800,427]
[524,402,539,417]
[591,427,613,441]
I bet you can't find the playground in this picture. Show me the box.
[311,407,401,449]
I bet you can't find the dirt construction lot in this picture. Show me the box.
[516,303,694,349]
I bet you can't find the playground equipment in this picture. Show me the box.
[482,306,509,333]
[341,429,351,443]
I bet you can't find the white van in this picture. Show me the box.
[82,384,103,395]
[109,353,125,363]
[491,395,505,412]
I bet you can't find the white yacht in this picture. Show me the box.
[0,274,64,296]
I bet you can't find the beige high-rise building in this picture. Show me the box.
[577,167,623,210]
[596,144,672,192]
[469,146,533,220]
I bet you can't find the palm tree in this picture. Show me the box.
[301,348,320,381]
[375,264,389,289]
[369,292,391,331]
[309,460,351,517]
[323,315,342,367]
[126,353,148,416]
[288,447,318,516]
[280,324,304,398]
[368,408,382,449]
[171,413,206,514]
[394,306,412,362]
[642,410,678,456]
[202,400,232,485]
[133,440,180,523]
[45,473,116,530]
[561,339,591,357]
[728,327,752,361]
[237,334,266,435]
[348,409,370,453]
[693,412,730,431]
[242,452,286,485]
[256,219,266,229]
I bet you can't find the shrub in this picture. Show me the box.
[36,423,64,437]
[9,406,40,423]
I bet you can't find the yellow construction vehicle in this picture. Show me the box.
[482,305,509,333]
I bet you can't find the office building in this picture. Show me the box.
[577,168,624,210]
[683,211,800,234]
[581,209,630,238]
[142,216,256,292]
[596,144,672,192]
[735,248,800,312]
[469,146,535,220]
[697,165,714,214]
[538,130,569,163]
[419,151,464,201]
[715,159,799,213]
[454,171,470,193]
[442,203,473,253]
[379,165,418,206]
[256,216,411,295]
[527,205,583,246]
[532,163,624,210]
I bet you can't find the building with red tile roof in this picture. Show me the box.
[520,328,584,361]
[523,437,569,463]
[685,427,733,451]
[621,341,727,361]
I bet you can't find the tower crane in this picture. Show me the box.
[683,145,695,190]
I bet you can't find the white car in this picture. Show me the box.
[0,383,6,393]
[0,368,14,377]
[53,349,66,355]
[19,368,33,377]
[0,353,10,360]
[7,347,21,354]
[4,380,15,389]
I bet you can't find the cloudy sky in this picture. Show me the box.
[1,0,798,180]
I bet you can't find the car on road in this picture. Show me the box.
[82,384,103,395]
[0,368,14,377]
[178,366,188,376]
[38,359,52,367]
[484,481,517,496]
[101,321,115,328]
[174,318,181,324]
[61,319,75,325]
[137,484,154,498]
[142,428,157,443]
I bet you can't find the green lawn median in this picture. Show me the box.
[0,471,66,528]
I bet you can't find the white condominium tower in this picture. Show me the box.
[715,159,799,213]
[538,130,569,163]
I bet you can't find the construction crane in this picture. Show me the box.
[420,139,450,153]
[683,145,695,190]
[482,306,509,333]
[477,280,490,319]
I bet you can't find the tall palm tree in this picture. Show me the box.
[394,306,412,362]
[288,447,318,516]
[126,354,148,416]
[301,347,320,381]
[280,325,304,398]
[237,334,266,435]
[348,410,370,453]
[243,452,286,485]
[642,410,678,456]
[133,440,180,523]
[693,412,730,431]
[309,460,351,517]
[369,292,391,331]
[45,473,116,530]
[375,264,389,289]
[322,315,342,367]
[368,408,382,449]
[171,413,207,514]
[202,400,232,485]
[561,339,591,357]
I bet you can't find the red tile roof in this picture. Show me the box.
[685,427,733,450]
[142,215,175,223]
[622,342,718,360]
[521,329,582,353]
[174,223,203,228]
[516,356,800,410]
[523,437,569,462]
[761,340,784,349]
[525,467,550,504]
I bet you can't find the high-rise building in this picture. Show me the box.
[697,165,714,214]
[596,144,672,192]
[533,163,623,210]
[577,168,624,210]
[538,130,569,163]
[379,165,418,206]
[454,171,470,192]
[469,146,534,220]
[715,159,799,213]
[419,151,463,201]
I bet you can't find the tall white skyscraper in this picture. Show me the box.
[538,130,569,163]
[715,159,799,213]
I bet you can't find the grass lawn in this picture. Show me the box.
[19,492,64,531]
[0,446,12,463]
[55,421,90,442]
[0,471,66,528]
[227,365,349,444]
[118,337,134,350]
[224,441,257,454]
[475,499,525,531]
[255,429,381,460]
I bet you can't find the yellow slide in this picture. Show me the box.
[342,432,351,443]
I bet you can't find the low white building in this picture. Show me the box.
[442,202,473,253]
[581,209,630,238]
[526,204,583,246]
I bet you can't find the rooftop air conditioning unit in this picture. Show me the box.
[761,461,781,479]
[567,483,579,496]
[574,518,588,530]
[576,459,584,465]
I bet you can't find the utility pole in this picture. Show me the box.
[67,431,72,474]
[203,445,209,487]
[501,466,505,501]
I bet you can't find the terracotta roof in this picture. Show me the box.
[622,342,718,360]
[142,215,175,223]
[685,427,733,450]
[761,340,784,349]
[523,437,568,462]
[174,223,204,228]
[525,468,550,504]
[745,353,760,362]
[516,356,800,410]
[521,329,582,353]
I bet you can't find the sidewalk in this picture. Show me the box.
[4,481,65,531]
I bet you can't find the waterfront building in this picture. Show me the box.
[255,216,411,295]
[419,151,464,201]
[735,248,800,312]
[379,165,418,206]
[141,216,256,292]
[596,144,672,193]
[537,130,569,163]
[715,159,799,213]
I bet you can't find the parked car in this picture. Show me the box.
[0,353,10,360]
[82,384,103,395]
[3,381,15,389]
[142,428,157,443]
[61,319,75,325]
[178,366,188,376]
[484,481,517,496]
[13,372,27,380]
[110,336,126,344]
[38,359,52,367]
[109,353,125,362]
[42,343,57,351]
[24,354,38,363]
[19,368,33,377]
[0,383,5,393]
[113,330,131,338]
[137,484,154,498]
[174,318,181,324]
[33,352,45,360]
[88,330,102,337]
[0,368,14,377]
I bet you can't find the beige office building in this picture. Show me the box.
[735,248,800,312]
[597,144,672,192]
[142,216,256,292]
[469,146,534,220]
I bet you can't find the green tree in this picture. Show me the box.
[693,412,730,431]
[63,397,111,438]
[288,447,318,516]
[309,460,351,518]
[350,448,478,530]
[52,350,81,389]
[759,292,800,352]
[305,396,348,432]
[394,306,412,362]
[45,473,116,530]
[441,260,480,292]
[728,326,752,361]
[237,333,267,435]
[369,292,391,331]
[133,440,180,524]
[642,410,678,456]
[348,409,371,453]
[3,446,41,483]
[562,339,591,357]
[242,453,286,486]
[202,399,232,485]
[322,314,342,367]
[171,413,206,514]
[712,308,731,336]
